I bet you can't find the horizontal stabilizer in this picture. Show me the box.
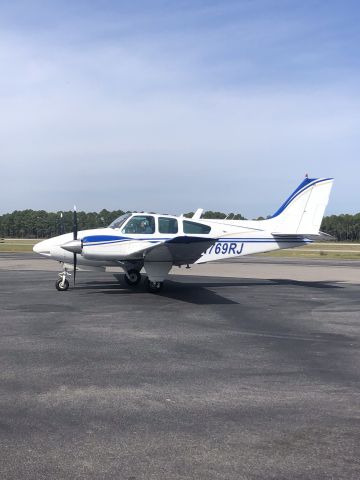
[272,231,336,242]
[305,231,337,242]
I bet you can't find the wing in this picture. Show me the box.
[144,236,217,265]
[80,234,216,264]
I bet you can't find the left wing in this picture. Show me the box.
[144,236,217,265]
[80,234,216,265]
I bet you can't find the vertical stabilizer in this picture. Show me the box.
[265,177,334,235]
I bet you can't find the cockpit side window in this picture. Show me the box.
[183,220,211,234]
[122,215,155,234]
[158,217,178,234]
[108,213,131,229]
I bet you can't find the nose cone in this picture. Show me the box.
[61,239,82,254]
[33,239,52,256]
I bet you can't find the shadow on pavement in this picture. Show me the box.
[72,275,343,305]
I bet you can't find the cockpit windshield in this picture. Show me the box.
[108,213,132,229]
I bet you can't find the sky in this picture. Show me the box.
[0,0,359,217]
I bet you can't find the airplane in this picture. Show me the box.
[33,176,334,293]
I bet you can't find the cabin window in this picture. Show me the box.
[159,217,178,234]
[183,220,211,234]
[122,215,155,234]
[108,213,131,229]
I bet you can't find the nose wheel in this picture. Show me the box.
[55,266,71,291]
[146,279,163,293]
[55,278,70,291]
[124,269,142,287]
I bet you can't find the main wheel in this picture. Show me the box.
[55,278,69,291]
[146,279,163,293]
[124,269,141,287]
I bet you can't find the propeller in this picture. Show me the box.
[59,212,65,235]
[59,207,82,281]
[73,206,78,285]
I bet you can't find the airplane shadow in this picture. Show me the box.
[75,275,343,305]
[153,277,343,304]
[180,278,344,290]
[78,280,237,305]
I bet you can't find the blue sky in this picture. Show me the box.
[1,0,359,217]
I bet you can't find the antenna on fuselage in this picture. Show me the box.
[192,208,204,220]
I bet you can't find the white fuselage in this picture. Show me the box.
[32,177,333,287]
[33,214,310,268]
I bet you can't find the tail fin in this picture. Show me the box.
[266,177,334,235]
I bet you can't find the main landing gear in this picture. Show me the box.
[124,270,163,293]
[55,266,71,291]
[124,269,142,287]
[146,278,163,293]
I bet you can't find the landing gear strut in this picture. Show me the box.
[55,266,71,291]
[146,278,163,293]
[124,269,142,287]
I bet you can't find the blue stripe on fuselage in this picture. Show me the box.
[82,235,311,247]
[82,235,172,246]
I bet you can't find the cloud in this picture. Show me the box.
[0,1,359,216]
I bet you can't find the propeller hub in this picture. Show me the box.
[61,239,82,254]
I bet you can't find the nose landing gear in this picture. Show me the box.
[55,266,71,291]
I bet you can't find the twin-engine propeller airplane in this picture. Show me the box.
[33,176,334,293]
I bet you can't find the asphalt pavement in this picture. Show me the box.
[0,256,359,479]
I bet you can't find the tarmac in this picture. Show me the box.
[0,253,359,479]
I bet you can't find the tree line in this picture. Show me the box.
[0,209,125,239]
[0,209,359,241]
[321,214,360,241]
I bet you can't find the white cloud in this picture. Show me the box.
[0,4,359,216]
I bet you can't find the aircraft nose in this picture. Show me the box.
[33,240,51,256]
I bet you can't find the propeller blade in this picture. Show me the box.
[73,206,78,240]
[73,252,77,285]
[73,206,78,285]
[59,212,64,235]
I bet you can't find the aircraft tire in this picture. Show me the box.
[146,279,163,293]
[55,278,69,291]
[124,269,141,286]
